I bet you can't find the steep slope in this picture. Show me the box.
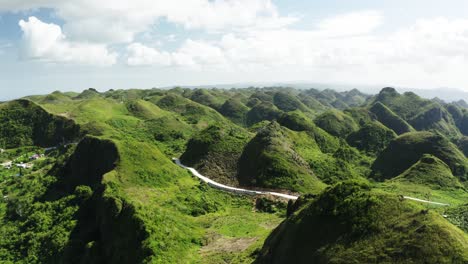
[371,132,468,182]
[246,102,283,126]
[256,181,468,264]
[347,121,397,155]
[151,93,226,128]
[180,125,251,185]
[314,110,359,138]
[371,88,461,138]
[391,154,464,189]
[277,111,339,153]
[409,104,461,139]
[0,99,80,148]
[218,98,249,126]
[272,92,308,112]
[237,122,325,193]
[369,102,415,135]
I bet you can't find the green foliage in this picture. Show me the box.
[218,98,249,126]
[272,92,307,112]
[371,132,468,182]
[238,122,326,193]
[0,100,80,148]
[347,121,397,154]
[369,101,415,135]
[2,86,468,263]
[410,104,461,139]
[277,111,339,153]
[392,154,464,189]
[256,181,468,264]
[314,110,359,137]
[371,88,462,139]
[181,124,251,185]
[446,204,468,233]
[246,102,282,126]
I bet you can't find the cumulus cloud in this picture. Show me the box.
[126,42,171,66]
[2,0,296,43]
[18,16,117,65]
[124,13,468,88]
[316,10,383,36]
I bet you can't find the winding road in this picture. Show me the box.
[173,158,451,206]
[172,158,298,200]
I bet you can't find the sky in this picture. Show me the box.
[1,0,468,100]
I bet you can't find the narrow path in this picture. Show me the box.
[402,196,450,206]
[172,158,298,200]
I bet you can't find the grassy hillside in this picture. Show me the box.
[181,124,252,185]
[314,110,359,138]
[218,98,249,126]
[1,86,467,263]
[371,132,468,182]
[347,121,397,155]
[237,121,326,193]
[369,102,415,135]
[0,99,80,148]
[391,154,464,189]
[256,181,468,264]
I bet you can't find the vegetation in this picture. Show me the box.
[391,154,464,189]
[238,121,325,193]
[371,131,468,182]
[369,102,415,135]
[347,121,397,155]
[181,124,251,185]
[0,100,80,148]
[1,86,467,263]
[256,181,468,264]
[314,110,359,138]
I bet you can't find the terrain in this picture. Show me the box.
[0,86,467,263]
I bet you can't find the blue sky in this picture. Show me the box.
[1,0,468,100]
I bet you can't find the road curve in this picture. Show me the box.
[402,196,450,206]
[172,159,452,206]
[172,158,298,200]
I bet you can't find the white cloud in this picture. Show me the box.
[316,10,383,36]
[2,0,296,43]
[19,16,117,65]
[125,13,468,89]
[126,42,171,66]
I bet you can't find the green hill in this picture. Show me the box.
[218,98,249,125]
[392,154,464,189]
[256,181,468,264]
[371,132,468,182]
[74,88,101,100]
[409,104,461,139]
[277,111,339,153]
[181,124,251,185]
[0,99,80,148]
[237,121,325,193]
[272,92,308,112]
[246,102,283,126]
[314,110,359,137]
[1,87,467,263]
[347,121,397,154]
[369,102,415,135]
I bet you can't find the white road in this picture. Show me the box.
[172,158,298,200]
[402,196,450,206]
[172,158,451,206]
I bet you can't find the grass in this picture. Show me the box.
[2,87,467,263]
[256,181,468,264]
